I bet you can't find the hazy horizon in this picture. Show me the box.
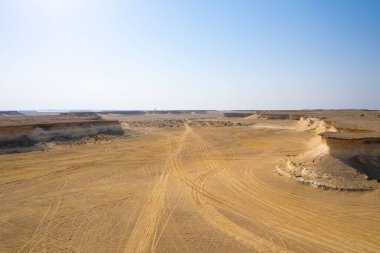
[1,0,380,110]
[3,108,380,112]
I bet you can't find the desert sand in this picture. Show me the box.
[0,111,379,252]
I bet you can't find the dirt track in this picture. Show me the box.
[0,121,379,252]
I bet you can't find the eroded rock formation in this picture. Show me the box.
[0,120,124,154]
[277,117,379,191]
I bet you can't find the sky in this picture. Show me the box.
[0,0,379,110]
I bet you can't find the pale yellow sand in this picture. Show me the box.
[0,121,379,252]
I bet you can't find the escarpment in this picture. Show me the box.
[0,120,124,154]
[277,117,380,191]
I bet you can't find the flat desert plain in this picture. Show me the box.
[0,116,379,252]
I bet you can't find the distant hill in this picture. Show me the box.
[0,111,22,116]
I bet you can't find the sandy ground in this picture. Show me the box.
[0,120,379,252]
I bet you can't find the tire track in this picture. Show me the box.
[193,130,380,252]
[123,129,187,253]
[123,173,169,253]
[166,125,291,252]
[16,179,67,253]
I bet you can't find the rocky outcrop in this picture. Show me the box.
[0,120,124,153]
[322,136,380,182]
[188,120,254,127]
[124,119,254,128]
[296,117,337,134]
[260,114,303,120]
[0,111,23,116]
[126,119,186,128]
[276,117,379,191]
[276,143,378,191]
[223,112,255,118]
[322,137,380,159]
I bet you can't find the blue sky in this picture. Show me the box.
[0,0,379,110]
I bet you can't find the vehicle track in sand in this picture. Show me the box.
[16,179,68,253]
[123,129,188,253]
[188,128,380,252]
[131,124,380,252]
[0,122,379,252]
[159,125,291,252]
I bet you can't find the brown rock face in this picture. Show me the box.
[0,120,124,153]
